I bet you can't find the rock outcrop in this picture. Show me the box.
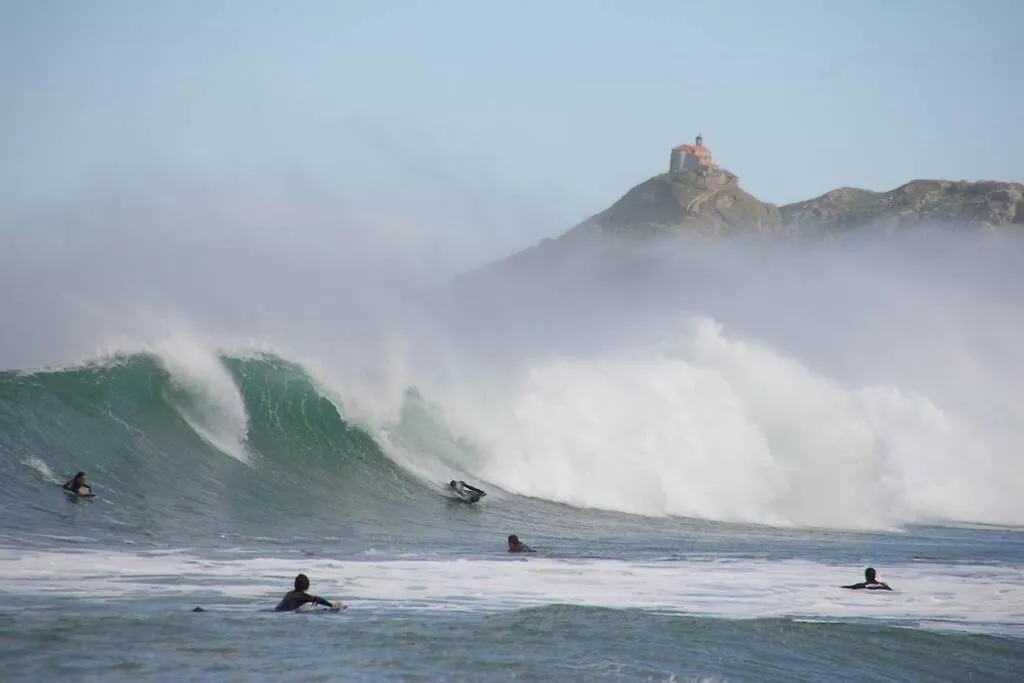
[460,169,1023,282]
[780,179,1024,233]
[574,168,782,238]
[469,167,780,279]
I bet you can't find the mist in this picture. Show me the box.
[4,177,1024,531]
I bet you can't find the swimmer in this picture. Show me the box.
[842,567,892,591]
[61,472,93,497]
[507,534,535,553]
[274,573,342,611]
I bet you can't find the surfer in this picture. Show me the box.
[507,534,535,553]
[448,479,485,503]
[274,573,342,611]
[61,472,93,497]
[841,567,892,591]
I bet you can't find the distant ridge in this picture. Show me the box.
[460,142,1023,281]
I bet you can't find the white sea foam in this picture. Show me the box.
[0,548,1021,637]
[150,335,252,465]
[21,455,62,485]
[6,196,1024,532]
[346,315,1024,531]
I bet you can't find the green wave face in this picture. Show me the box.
[1,352,437,547]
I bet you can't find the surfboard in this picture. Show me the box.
[441,481,486,504]
[451,489,486,504]
[56,482,94,498]
[303,604,345,613]
[195,605,344,614]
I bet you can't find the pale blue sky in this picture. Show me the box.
[2,0,1021,256]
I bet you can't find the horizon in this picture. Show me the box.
[2,0,1022,264]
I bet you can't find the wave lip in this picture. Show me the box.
[3,347,433,543]
[152,336,252,465]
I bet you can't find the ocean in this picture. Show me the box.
[2,226,1024,681]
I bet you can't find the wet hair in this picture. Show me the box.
[865,567,877,582]
[449,480,457,487]
[294,573,310,591]
[508,534,519,544]
[75,472,86,479]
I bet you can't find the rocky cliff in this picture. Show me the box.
[780,179,1024,234]
[572,168,782,238]
[460,168,1024,281]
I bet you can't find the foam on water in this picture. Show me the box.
[150,336,252,465]
[21,455,62,486]
[6,220,1024,532]
[383,317,1024,531]
[1,547,1021,637]
[9,325,1024,534]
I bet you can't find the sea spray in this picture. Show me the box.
[151,336,252,465]
[4,195,1024,530]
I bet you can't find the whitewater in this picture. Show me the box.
[3,203,1024,681]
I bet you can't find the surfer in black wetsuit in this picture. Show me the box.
[448,480,485,503]
[507,534,535,553]
[274,573,340,611]
[842,567,892,591]
[62,472,92,496]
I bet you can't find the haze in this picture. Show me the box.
[2,0,1022,266]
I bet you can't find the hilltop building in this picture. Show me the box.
[669,134,717,174]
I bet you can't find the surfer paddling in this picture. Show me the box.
[274,573,343,611]
[841,567,892,591]
[61,471,93,497]
[507,534,535,553]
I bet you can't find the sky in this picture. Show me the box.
[1,0,1022,261]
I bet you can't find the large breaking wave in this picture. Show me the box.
[3,319,1023,536]
[3,196,1024,535]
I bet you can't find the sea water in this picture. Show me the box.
[3,225,1024,681]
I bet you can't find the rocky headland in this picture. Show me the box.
[462,141,1023,282]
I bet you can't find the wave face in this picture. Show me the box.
[1,349,430,545]
[4,203,1024,536]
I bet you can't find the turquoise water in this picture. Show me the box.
[4,602,1024,682]
[2,354,1024,682]
[5,228,1024,681]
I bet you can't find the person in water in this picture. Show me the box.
[842,567,892,591]
[449,479,484,502]
[274,573,341,611]
[507,534,535,553]
[62,472,92,496]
